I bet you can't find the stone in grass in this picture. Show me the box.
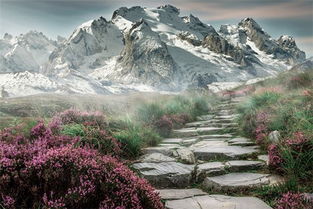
[157,189,207,200]
[203,172,273,191]
[165,195,272,209]
[258,155,269,165]
[173,147,196,164]
[268,130,281,143]
[225,160,265,172]
[132,162,195,188]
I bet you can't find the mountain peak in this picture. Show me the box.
[3,33,13,40]
[239,17,263,32]
[157,5,180,14]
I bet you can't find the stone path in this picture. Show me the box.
[132,99,281,209]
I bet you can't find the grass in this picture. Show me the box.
[235,68,313,207]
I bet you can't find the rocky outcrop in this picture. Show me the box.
[202,33,248,66]
[182,14,217,38]
[177,31,202,46]
[239,18,305,65]
[114,19,178,88]
[48,17,123,72]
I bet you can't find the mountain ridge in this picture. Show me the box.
[0,5,307,97]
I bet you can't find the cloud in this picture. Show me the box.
[174,1,312,21]
[297,36,313,44]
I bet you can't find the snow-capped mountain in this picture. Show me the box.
[0,5,307,97]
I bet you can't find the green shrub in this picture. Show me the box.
[61,124,85,137]
[190,96,209,119]
[113,119,161,158]
[135,103,165,125]
[287,72,313,89]
[251,91,281,108]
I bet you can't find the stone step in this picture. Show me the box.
[228,137,256,146]
[186,121,238,128]
[164,194,272,209]
[196,160,265,181]
[203,172,283,192]
[196,114,214,121]
[140,153,176,163]
[191,141,260,161]
[172,127,223,138]
[204,118,235,124]
[158,189,206,200]
[198,134,234,139]
[214,114,239,120]
[132,162,195,188]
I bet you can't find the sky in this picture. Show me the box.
[0,0,312,56]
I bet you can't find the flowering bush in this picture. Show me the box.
[276,192,312,209]
[284,132,309,151]
[50,109,107,130]
[254,111,270,145]
[154,115,173,137]
[268,144,283,172]
[0,117,163,208]
[0,142,163,209]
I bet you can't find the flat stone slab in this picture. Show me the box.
[196,127,223,135]
[132,162,195,188]
[196,115,214,121]
[193,143,260,160]
[165,195,272,209]
[181,137,198,146]
[140,153,176,163]
[197,162,225,180]
[228,137,255,146]
[172,128,198,137]
[214,114,239,119]
[185,121,207,127]
[162,138,183,144]
[199,134,233,139]
[158,189,206,200]
[203,173,272,191]
[225,160,265,171]
[143,146,174,156]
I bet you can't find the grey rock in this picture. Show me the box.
[268,131,281,143]
[158,188,206,200]
[192,141,260,160]
[258,155,269,165]
[143,146,175,156]
[228,137,255,146]
[196,126,223,135]
[140,153,176,163]
[174,147,196,164]
[203,173,272,191]
[172,128,198,137]
[197,162,226,180]
[132,162,195,188]
[225,160,264,172]
[162,138,183,144]
[165,195,272,209]
[196,115,214,121]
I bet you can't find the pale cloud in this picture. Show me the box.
[174,1,312,21]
